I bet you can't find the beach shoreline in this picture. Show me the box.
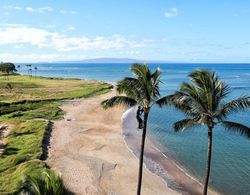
[46,90,219,194]
[122,107,219,195]
[18,63,250,195]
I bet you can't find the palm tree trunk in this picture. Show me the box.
[137,111,149,195]
[203,127,213,195]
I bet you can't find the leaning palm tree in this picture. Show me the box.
[157,69,250,195]
[101,63,161,195]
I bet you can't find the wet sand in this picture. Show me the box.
[122,107,219,195]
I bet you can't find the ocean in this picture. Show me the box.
[17,63,250,195]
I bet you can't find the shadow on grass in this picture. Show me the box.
[12,131,34,137]
[0,143,4,148]
[40,121,53,161]
[3,147,19,155]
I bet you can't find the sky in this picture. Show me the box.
[0,0,250,63]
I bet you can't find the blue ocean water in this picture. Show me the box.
[18,63,250,195]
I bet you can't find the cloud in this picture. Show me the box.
[13,6,22,10]
[0,53,88,63]
[25,6,53,13]
[70,11,77,15]
[44,24,56,29]
[164,8,178,18]
[0,24,51,46]
[60,10,77,15]
[66,25,76,31]
[59,10,67,14]
[3,5,22,10]
[14,44,25,49]
[0,24,147,52]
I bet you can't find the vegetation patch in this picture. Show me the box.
[0,120,49,193]
[0,74,112,194]
[0,102,64,121]
[0,75,113,103]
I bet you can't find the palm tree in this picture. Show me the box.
[26,64,32,76]
[101,63,161,195]
[34,66,38,77]
[29,67,32,77]
[157,69,250,195]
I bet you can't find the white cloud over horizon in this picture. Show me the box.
[0,24,148,53]
[0,1,249,63]
[2,5,77,15]
[0,52,89,63]
[0,24,156,62]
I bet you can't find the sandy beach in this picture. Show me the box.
[47,91,218,195]
[47,91,178,195]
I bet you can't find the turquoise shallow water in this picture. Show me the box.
[18,63,250,194]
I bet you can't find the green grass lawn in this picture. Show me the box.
[0,75,113,193]
[0,120,49,193]
[0,75,112,103]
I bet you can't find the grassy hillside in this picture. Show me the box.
[0,75,112,193]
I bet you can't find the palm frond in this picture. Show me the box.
[130,63,161,103]
[180,82,207,112]
[130,63,150,79]
[216,96,250,119]
[220,121,250,138]
[189,69,212,90]
[101,96,137,109]
[212,81,230,112]
[156,94,175,107]
[151,68,160,81]
[102,64,161,110]
[150,68,161,99]
[156,92,202,117]
[174,118,200,132]
[117,77,141,94]
[116,77,145,102]
[189,70,222,113]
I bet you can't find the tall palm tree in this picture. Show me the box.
[101,63,161,195]
[34,66,38,77]
[26,64,32,77]
[157,69,250,195]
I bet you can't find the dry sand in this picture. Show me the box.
[47,91,178,195]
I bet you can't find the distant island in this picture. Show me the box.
[51,58,170,64]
